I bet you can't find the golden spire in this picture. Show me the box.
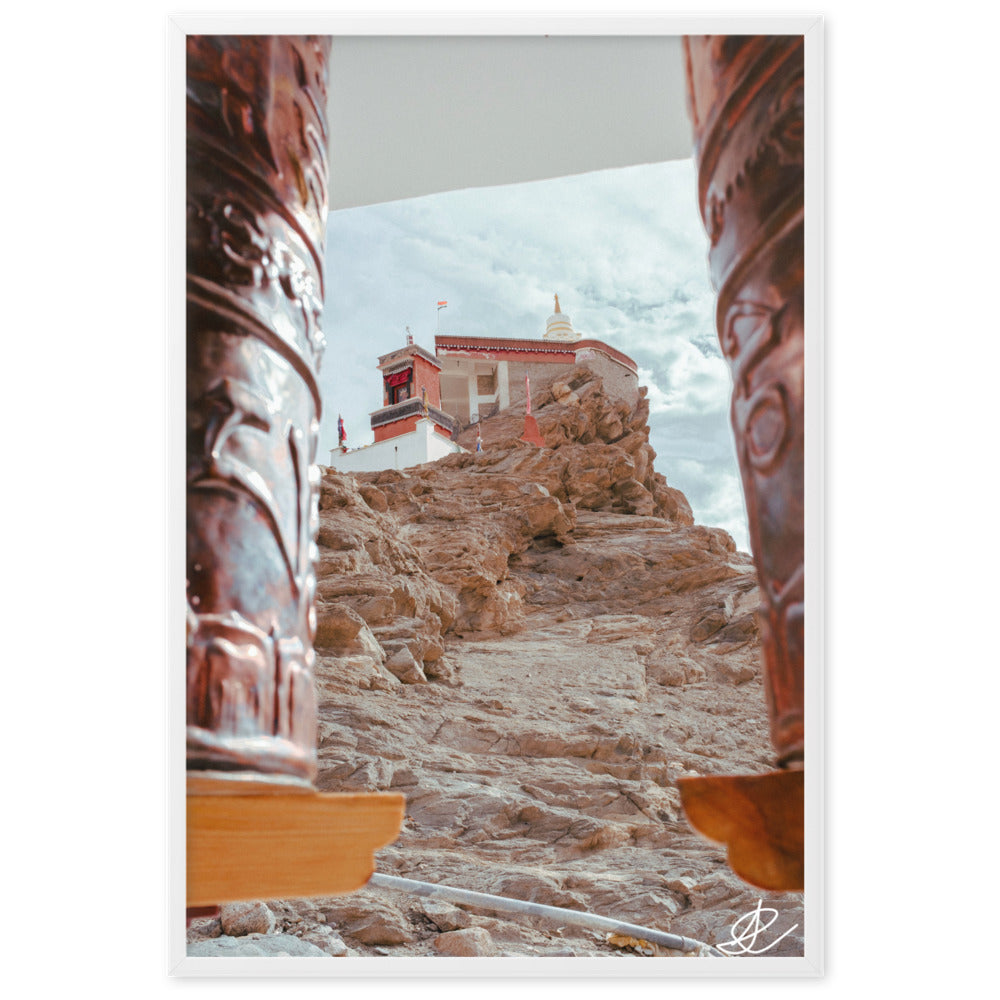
[554,294,561,313]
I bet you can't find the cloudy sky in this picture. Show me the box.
[319,158,750,552]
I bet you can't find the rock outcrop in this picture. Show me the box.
[188,365,804,961]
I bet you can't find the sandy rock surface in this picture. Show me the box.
[188,366,804,962]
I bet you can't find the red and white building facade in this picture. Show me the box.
[328,298,639,472]
[328,343,464,473]
[435,298,639,425]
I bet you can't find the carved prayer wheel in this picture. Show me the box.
[185,36,331,784]
[677,35,806,890]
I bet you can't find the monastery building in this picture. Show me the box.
[328,296,638,472]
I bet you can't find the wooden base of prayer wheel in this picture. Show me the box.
[678,34,807,891]
[187,774,405,907]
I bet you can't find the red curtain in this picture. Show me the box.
[385,369,411,387]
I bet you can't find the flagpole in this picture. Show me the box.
[437,300,448,334]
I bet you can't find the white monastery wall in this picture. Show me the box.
[328,419,463,472]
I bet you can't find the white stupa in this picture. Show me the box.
[544,294,578,342]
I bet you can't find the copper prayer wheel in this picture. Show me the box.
[185,36,331,784]
[677,35,805,890]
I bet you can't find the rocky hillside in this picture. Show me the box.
[188,365,805,961]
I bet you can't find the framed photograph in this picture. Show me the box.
[170,14,823,979]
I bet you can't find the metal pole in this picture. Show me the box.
[368,873,722,956]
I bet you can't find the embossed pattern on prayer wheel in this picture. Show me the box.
[185,36,330,782]
[684,36,805,766]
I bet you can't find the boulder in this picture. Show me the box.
[219,901,275,937]
[433,927,499,957]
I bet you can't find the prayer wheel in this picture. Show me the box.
[185,36,331,784]
[678,35,806,890]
